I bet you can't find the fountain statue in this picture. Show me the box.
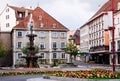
[22,14,41,68]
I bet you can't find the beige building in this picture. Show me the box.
[12,7,69,66]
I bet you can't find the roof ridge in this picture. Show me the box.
[13,6,69,31]
[8,5,33,11]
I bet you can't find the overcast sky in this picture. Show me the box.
[0,0,108,30]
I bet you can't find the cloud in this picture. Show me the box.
[41,0,95,29]
[0,0,108,30]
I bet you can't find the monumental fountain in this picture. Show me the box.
[22,14,41,68]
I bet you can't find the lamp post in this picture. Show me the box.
[109,0,115,72]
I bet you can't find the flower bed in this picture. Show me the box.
[52,68,120,79]
[0,68,119,79]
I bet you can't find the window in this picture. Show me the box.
[41,53,44,58]
[118,41,120,50]
[52,23,56,28]
[18,53,22,58]
[38,32,46,37]
[53,53,57,59]
[40,23,44,28]
[61,42,66,48]
[40,42,46,49]
[60,32,67,38]
[118,28,120,36]
[52,42,57,48]
[6,15,9,19]
[38,16,42,20]
[19,13,22,18]
[18,32,22,37]
[6,8,9,12]
[6,23,10,27]
[16,42,22,48]
[62,53,65,58]
[118,18,120,24]
[51,32,58,38]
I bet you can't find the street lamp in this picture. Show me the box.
[109,0,115,72]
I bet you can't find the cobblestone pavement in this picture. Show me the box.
[0,75,42,81]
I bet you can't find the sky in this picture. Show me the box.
[0,0,108,30]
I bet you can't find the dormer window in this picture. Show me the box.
[52,23,56,28]
[38,15,42,20]
[6,8,9,12]
[19,13,22,18]
[40,23,44,28]
[118,2,120,10]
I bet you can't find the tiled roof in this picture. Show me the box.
[68,30,80,45]
[8,5,33,20]
[8,5,32,12]
[73,30,80,45]
[14,7,69,31]
[91,0,120,19]
[68,30,76,36]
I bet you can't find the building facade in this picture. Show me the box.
[0,4,32,32]
[80,0,120,65]
[109,10,120,65]
[88,11,111,64]
[79,24,89,62]
[12,7,69,66]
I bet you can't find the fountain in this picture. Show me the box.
[22,14,42,68]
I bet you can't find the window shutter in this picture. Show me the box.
[16,42,18,48]
[21,42,23,48]
[51,32,54,38]
[58,42,60,48]
[23,32,26,37]
[51,42,53,48]
[39,42,41,48]
[57,32,60,38]
[60,42,62,48]
[16,32,18,37]
[44,32,46,37]
[64,32,67,37]
[56,32,58,37]
[51,53,53,59]
[38,32,40,37]
[44,42,46,48]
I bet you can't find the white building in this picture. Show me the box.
[0,4,32,32]
[109,10,120,65]
[80,24,89,52]
[12,7,69,66]
[80,0,120,65]
[79,24,89,62]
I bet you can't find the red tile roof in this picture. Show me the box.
[14,7,69,31]
[73,30,80,45]
[91,0,120,19]
[8,5,33,20]
[68,30,80,45]
[9,5,32,12]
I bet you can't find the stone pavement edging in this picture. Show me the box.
[26,78,58,81]
[50,76,120,81]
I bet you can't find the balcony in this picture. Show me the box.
[89,45,109,52]
[52,47,58,50]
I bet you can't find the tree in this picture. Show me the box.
[0,40,8,57]
[64,41,78,63]
[21,42,39,56]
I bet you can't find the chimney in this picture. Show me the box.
[25,9,28,17]
[117,2,120,10]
